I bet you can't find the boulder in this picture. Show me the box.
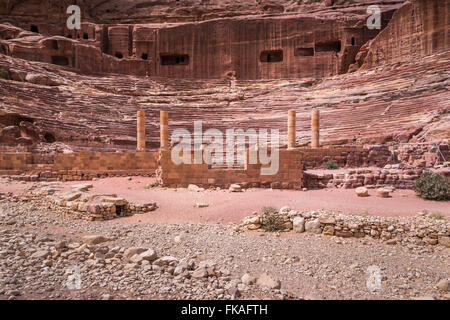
[305,218,321,234]
[229,184,242,192]
[376,188,390,198]
[293,217,305,233]
[355,187,369,197]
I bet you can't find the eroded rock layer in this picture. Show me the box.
[0,0,448,152]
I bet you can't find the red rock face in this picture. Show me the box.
[0,0,448,152]
[360,0,450,69]
[0,1,403,79]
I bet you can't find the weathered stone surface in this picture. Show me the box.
[355,187,369,197]
[256,273,281,289]
[293,217,305,233]
[376,188,390,198]
[81,235,109,245]
[305,219,321,234]
[140,249,158,262]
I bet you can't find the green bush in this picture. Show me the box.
[144,181,160,189]
[414,173,449,201]
[260,207,285,232]
[0,68,9,80]
[325,159,339,170]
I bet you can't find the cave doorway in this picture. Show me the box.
[44,132,56,143]
[260,50,283,63]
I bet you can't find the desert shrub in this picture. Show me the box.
[144,181,160,189]
[325,159,339,170]
[428,212,444,220]
[361,210,371,217]
[414,173,449,201]
[260,207,285,232]
[0,68,9,80]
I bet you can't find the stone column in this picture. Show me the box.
[287,109,296,149]
[160,110,169,150]
[136,110,146,152]
[311,109,320,149]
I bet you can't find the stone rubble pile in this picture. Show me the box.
[0,227,285,300]
[26,182,157,221]
[304,166,450,190]
[239,207,450,247]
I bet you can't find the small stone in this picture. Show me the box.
[305,219,321,234]
[436,279,449,292]
[376,188,390,198]
[229,184,242,192]
[322,225,335,236]
[438,236,450,248]
[153,256,178,266]
[256,273,281,289]
[81,235,109,245]
[279,206,290,214]
[192,267,208,279]
[241,273,256,285]
[293,217,305,233]
[195,203,209,208]
[188,184,204,192]
[31,250,50,259]
[355,187,369,197]
[247,223,261,230]
[140,249,158,262]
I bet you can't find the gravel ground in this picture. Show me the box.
[0,195,449,300]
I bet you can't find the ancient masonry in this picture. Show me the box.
[0,0,448,188]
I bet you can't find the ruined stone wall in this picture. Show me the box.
[0,151,159,181]
[298,145,393,169]
[0,153,33,170]
[53,152,158,171]
[304,166,427,190]
[157,149,303,189]
[360,0,450,69]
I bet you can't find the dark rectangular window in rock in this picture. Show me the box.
[51,40,59,50]
[160,54,189,65]
[260,50,283,63]
[315,41,341,53]
[83,33,89,40]
[294,47,314,56]
[51,56,69,66]
[30,25,39,33]
[141,53,148,60]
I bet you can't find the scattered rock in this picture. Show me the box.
[81,235,109,245]
[355,187,369,197]
[241,273,256,285]
[436,279,449,292]
[293,217,305,233]
[256,273,281,289]
[229,184,242,192]
[305,219,321,234]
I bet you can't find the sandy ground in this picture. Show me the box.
[1,177,449,224]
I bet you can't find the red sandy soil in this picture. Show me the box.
[2,177,448,224]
